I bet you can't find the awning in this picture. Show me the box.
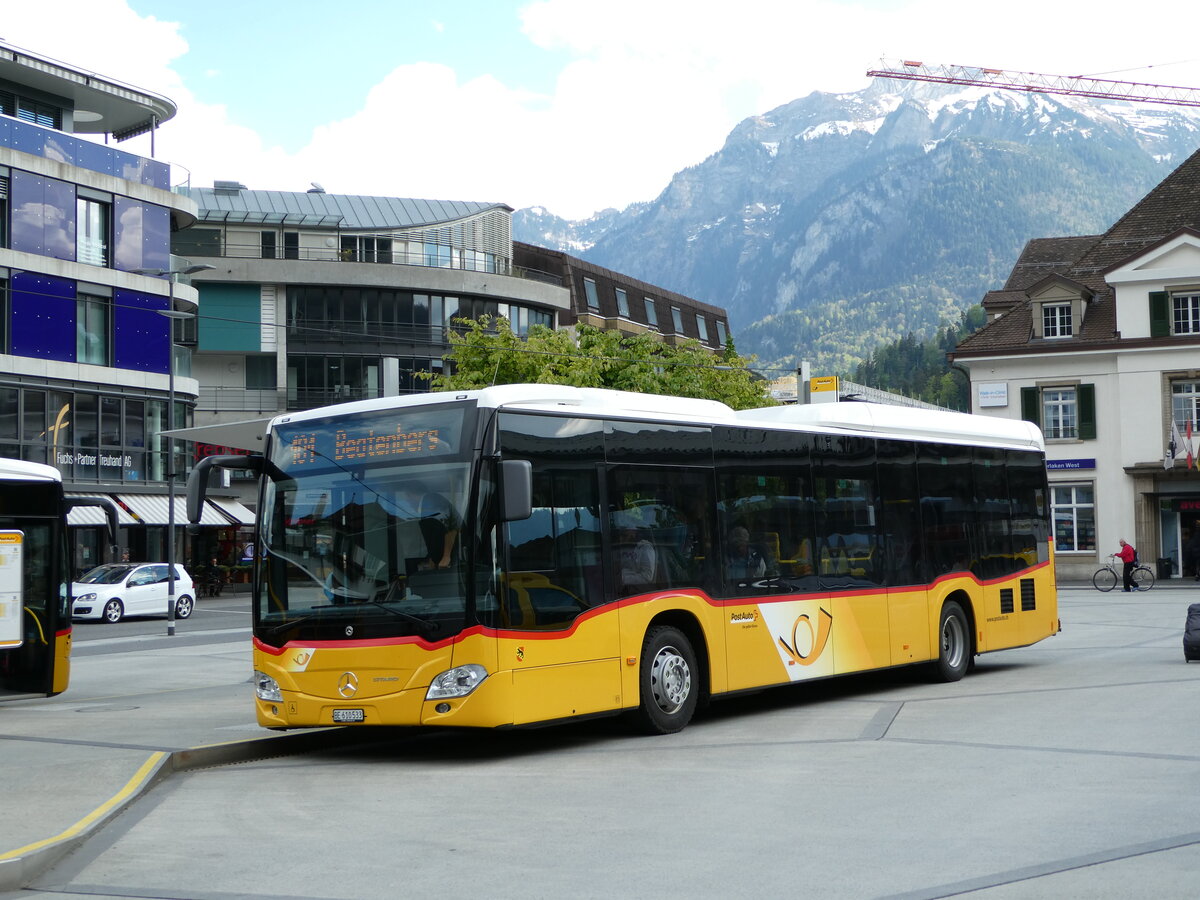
[208,497,257,525]
[66,505,108,526]
[115,494,228,526]
[65,493,138,527]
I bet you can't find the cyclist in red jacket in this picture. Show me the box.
[1117,539,1137,592]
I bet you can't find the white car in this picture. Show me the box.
[72,563,195,623]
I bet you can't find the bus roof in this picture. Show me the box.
[474,386,1042,451]
[735,402,1045,451]
[269,385,737,430]
[264,386,1042,452]
[0,457,63,484]
[267,386,1046,451]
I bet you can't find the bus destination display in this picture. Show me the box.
[276,408,466,471]
[287,427,446,467]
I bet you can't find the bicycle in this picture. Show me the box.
[1092,555,1155,592]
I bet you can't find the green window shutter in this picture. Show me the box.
[1078,384,1096,440]
[1149,291,1170,337]
[1020,386,1041,427]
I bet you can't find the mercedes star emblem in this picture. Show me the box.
[338,672,358,698]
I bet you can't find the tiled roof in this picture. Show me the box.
[1001,236,1101,290]
[954,147,1200,357]
[981,289,1028,312]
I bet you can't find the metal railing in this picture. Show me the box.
[195,385,434,414]
[287,320,451,344]
[196,387,285,414]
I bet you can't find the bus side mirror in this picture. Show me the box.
[499,459,532,522]
[187,455,265,530]
[65,496,120,560]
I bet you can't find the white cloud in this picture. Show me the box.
[6,0,1200,219]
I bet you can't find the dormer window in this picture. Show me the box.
[1042,302,1072,338]
[583,278,599,311]
[1027,275,1091,340]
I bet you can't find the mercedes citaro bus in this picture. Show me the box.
[189,385,1058,734]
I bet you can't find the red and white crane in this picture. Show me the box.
[866,59,1200,108]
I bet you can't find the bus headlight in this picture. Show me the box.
[426,664,488,700]
[254,670,283,702]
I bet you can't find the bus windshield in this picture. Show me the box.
[257,403,478,645]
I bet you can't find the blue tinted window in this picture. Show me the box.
[113,198,169,272]
[10,171,46,254]
[11,271,75,361]
[113,288,170,373]
[113,196,142,270]
[10,172,75,260]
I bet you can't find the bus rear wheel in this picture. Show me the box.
[934,601,970,682]
[633,626,699,735]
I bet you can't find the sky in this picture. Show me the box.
[6,0,1200,219]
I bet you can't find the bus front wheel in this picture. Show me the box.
[934,601,970,682]
[633,626,699,735]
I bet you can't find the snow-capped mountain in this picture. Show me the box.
[514,78,1200,372]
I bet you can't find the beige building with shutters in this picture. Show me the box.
[951,150,1200,583]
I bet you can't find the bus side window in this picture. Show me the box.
[812,434,882,590]
[608,466,715,597]
[877,439,924,587]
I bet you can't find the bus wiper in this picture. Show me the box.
[263,592,442,640]
[370,581,443,636]
[360,600,442,638]
[264,606,338,638]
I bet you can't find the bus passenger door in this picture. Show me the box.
[496,414,622,725]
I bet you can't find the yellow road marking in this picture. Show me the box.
[0,751,166,860]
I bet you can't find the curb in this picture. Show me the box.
[0,727,379,893]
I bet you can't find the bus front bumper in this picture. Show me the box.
[255,670,515,729]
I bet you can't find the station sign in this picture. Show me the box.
[810,375,839,404]
[1046,458,1096,471]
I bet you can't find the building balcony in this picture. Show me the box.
[172,235,558,285]
[0,114,170,189]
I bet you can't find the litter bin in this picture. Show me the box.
[1158,558,1174,580]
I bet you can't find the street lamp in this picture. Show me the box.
[136,263,213,635]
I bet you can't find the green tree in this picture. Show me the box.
[849,305,985,411]
[426,317,775,410]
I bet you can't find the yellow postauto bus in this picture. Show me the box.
[189,385,1058,734]
[1,458,116,700]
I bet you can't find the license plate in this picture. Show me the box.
[332,708,365,723]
